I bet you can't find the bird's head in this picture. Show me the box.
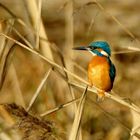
[73,41,111,57]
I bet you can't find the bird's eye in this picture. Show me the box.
[88,46,96,50]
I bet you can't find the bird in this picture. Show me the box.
[73,41,116,101]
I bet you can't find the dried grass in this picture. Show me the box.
[0,0,140,140]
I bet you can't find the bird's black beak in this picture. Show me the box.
[73,46,89,51]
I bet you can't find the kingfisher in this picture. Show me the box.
[73,41,116,101]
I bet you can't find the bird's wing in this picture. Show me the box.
[107,57,116,83]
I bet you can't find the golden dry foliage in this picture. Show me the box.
[0,0,140,140]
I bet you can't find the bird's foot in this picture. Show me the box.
[89,82,93,88]
[96,91,105,102]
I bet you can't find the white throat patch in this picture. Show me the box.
[100,50,108,56]
[89,50,97,56]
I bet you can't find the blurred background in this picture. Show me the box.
[0,0,140,140]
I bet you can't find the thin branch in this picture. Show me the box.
[64,0,78,120]
[51,43,87,75]
[25,0,54,60]
[128,46,140,51]
[69,86,88,140]
[55,68,140,136]
[86,11,99,37]
[112,50,138,55]
[53,68,133,133]
[40,97,81,117]
[1,33,140,116]
[0,3,34,35]
[87,98,140,139]
[0,33,90,86]
[27,68,52,111]
[35,0,42,50]
[73,1,140,47]
[69,81,140,114]
[11,63,26,108]
[93,0,140,44]
[0,44,15,90]
[131,126,140,139]
[10,25,34,49]
[0,3,16,18]
[112,46,140,55]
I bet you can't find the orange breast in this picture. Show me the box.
[88,56,112,91]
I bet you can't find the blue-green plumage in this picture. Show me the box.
[107,57,116,84]
[88,41,116,85]
[73,40,116,92]
[90,41,116,86]
[89,41,111,56]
